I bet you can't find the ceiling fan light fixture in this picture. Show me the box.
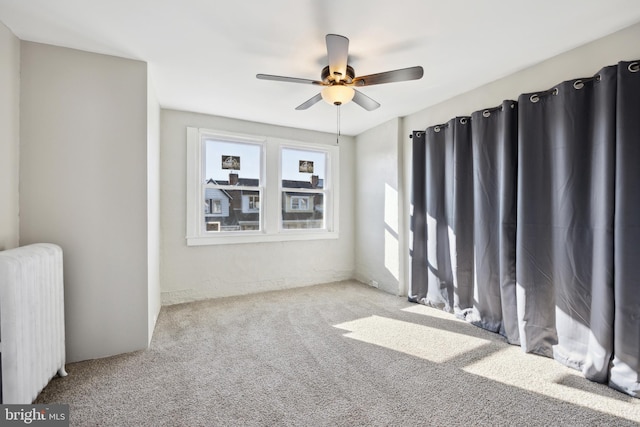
[321,85,354,106]
[257,34,423,112]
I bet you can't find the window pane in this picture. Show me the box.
[205,139,261,185]
[205,189,261,232]
[281,191,324,229]
[281,148,326,189]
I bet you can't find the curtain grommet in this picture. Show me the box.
[595,74,602,82]
[629,62,639,73]
[552,88,559,96]
[434,126,441,133]
[482,110,491,118]
[573,80,584,90]
[530,94,540,103]
[460,118,468,125]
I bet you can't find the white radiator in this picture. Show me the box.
[0,243,67,404]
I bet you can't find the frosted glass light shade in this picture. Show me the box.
[321,85,355,105]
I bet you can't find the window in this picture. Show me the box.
[186,128,339,245]
[201,137,263,233]
[212,200,222,214]
[289,196,311,211]
[280,147,328,230]
[205,198,222,215]
[246,195,260,212]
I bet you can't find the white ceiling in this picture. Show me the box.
[2,1,640,136]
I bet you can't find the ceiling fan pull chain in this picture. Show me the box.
[337,104,342,144]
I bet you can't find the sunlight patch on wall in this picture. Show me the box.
[384,229,400,281]
[384,183,398,234]
[334,315,490,364]
[384,183,400,281]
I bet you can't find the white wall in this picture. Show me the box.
[161,109,355,303]
[19,42,154,362]
[396,22,640,296]
[0,22,19,251]
[147,76,161,344]
[354,118,405,295]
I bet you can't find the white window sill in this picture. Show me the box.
[186,231,339,246]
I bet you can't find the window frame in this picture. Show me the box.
[278,144,333,232]
[186,127,339,246]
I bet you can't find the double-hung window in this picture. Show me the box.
[280,147,329,231]
[186,128,339,245]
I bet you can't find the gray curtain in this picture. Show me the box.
[517,66,616,380]
[611,60,640,395]
[409,131,428,303]
[411,122,452,308]
[469,101,519,344]
[410,118,474,314]
[410,59,640,397]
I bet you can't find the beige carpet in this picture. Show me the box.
[36,280,640,426]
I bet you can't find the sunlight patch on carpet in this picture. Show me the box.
[333,315,490,363]
[401,304,466,320]
[463,346,640,422]
[335,309,640,422]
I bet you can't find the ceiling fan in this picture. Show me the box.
[256,34,424,111]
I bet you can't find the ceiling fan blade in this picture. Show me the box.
[326,34,349,82]
[256,74,324,85]
[352,89,380,111]
[353,66,424,86]
[295,93,323,110]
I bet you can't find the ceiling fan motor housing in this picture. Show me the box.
[322,65,355,84]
